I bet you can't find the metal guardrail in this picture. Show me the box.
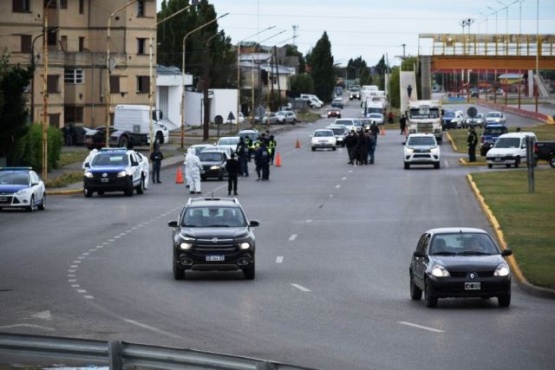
[0,332,316,370]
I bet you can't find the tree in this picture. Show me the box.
[307,32,335,102]
[0,50,33,165]
[289,73,314,97]
[389,66,400,109]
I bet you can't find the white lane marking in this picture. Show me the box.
[399,321,444,333]
[123,318,183,340]
[70,265,78,269]
[32,310,52,320]
[73,260,82,264]
[329,194,334,199]
[276,256,284,263]
[68,279,77,283]
[342,177,347,180]
[289,234,297,241]
[306,219,313,223]
[0,324,55,331]
[84,295,94,299]
[291,283,311,292]
[68,269,76,273]
[335,184,341,189]
[67,274,75,278]
[71,284,80,288]
[76,289,87,294]
[444,159,450,168]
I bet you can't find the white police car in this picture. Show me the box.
[83,147,150,197]
[0,167,46,212]
[403,133,441,169]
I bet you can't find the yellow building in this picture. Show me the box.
[0,0,156,128]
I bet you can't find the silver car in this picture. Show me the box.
[275,110,297,125]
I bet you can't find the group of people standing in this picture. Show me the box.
[344,124,379,165]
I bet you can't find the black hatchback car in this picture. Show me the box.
[168,197,260,280]
[409,227,512,308]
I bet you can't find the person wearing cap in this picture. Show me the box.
[225,152,241,195]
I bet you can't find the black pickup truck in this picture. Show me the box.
[534,141,555,168]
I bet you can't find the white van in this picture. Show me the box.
[300,94,323,109]
[486,132,537,168]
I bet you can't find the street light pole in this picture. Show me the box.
[41,1,54,181]
[105,0,138,149]
[149,5,192,154]
[180,13,229,148]
[236,26,276,134]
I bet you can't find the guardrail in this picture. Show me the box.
[0,332,316,370]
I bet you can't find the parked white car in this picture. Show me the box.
[486,132,537,168]
[485,111,506,125]
[275,110,297,125]
[403,133,441,169]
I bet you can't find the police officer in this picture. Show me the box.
[236,136,250,177]
[267,135,276,165]
[225,153,240,195]
[149,145,164,183]
[255,141,270,181]
[467,127,478,162]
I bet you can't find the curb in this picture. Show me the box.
[466,174,555,299]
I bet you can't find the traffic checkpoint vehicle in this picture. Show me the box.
[82,147,150,197]
[0,167,46,212]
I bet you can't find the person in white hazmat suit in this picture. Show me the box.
[185,148,204,194]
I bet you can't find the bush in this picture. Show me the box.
[16,124,63,172]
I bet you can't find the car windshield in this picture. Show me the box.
[329,128,345,135]
[484,127,508,135]
[198,152,224,162]
[91,154,128,166]
[218,138,239,146]
[409,108,440,119]
[494,137,521,148]
[407,137,436,146]
[430,233,498,255]
[314,131,333,137]
[486,112,501,118]
[368,114,382,119]
[444,111,455,117]
[0,172,30,185]
[182,207,247,227]
[335,120,353,126]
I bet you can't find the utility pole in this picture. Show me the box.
[41,0,54,181]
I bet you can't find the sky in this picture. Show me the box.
[158,0,555,67]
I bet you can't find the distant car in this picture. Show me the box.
[261,112,278,125]
[485,111,506,125]
[486,132,537,168]
[464,113,485,128]
[442,110,464,130]
[216,137,240,153]
[326,125,348,147]
[84,126,116,150]
[366,113,384,125]
[327,107,342,118]
[331,97,344,109]
[334,87,343,97]
[275,110,297,125]
[237,129,259,142]
[333,118,362,132]
[230,112,245,125]
[189,144,211,155]
[409,227,512,308]
[403,133,441,169]
[349,86,361,100]
[198,149,229,181]
[63,124,94,146]
[480,123,509,156]
[311,129,337,151]
[167,196,260,280]
[0,167,46,212]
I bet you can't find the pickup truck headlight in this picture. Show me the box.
[178,235,195,250]
[210,165,221,170]
[239,242,251,250]
[117,170,127,178]
[84,171,93,178]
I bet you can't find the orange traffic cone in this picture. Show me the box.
[275,152,282,167]
[175,167,184,184]
[295,139,301,149]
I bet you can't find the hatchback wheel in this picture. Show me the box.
[243,263,255,280]
[410,275,422,300]
[424,280,438,308]
[498,294,511,308]
[173,263,185,280]
[38,194,46,210]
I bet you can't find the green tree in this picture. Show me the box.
[307,32,335,102]
[289,73,314,96]
[285,44,305,73]
[389,66,400,109]
[0,50,33,166]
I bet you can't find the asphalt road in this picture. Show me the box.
[1,100,554,369]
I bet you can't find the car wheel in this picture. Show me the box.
[243,263,255,280]
[156,132,164,145]
[498,294,511,308]
[424,280,438,308]
[38,194,46,210]
[136,176,145,194]
[549,154,555,168]
[26,196,35,212]
[514,157,520,168]
[404,162,410,170]
[173,263,185,280]
[488,164,493,169]
[119,135,129,149]
[410,274,422,300]
[311,147,316,151]
[97,190,104,196]
[84,188,93,198]
[434,162,440,169]
[124,180,134,197]
[332,147,336,151]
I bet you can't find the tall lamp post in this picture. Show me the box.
[180,13,229,149]
[41,0,55,181]
[105,0,138,149]
[148,5,192,153]
[236,26,276,133]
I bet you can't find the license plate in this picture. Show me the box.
[465,282,481,290]
[0,196,8,203]
[101,178,109,183]
[494,158,502,162]
[206,255,224,262]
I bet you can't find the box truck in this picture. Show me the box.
[111,105,170,148]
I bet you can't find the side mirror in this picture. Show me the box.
[402,142,406,145]
[249,220,260,227]
[413,250,426,258]
[501,249,512,257]
[168,220,178,228]
[84,163,90,168]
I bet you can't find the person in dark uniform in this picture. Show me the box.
[344,130,358,165]
[225,153,240,195]
[355,129,369,165]
[254,141,270,180]
[467,127,478,162]
[400,114,407,135]
[150,145,164,183]
[236,136,249,177]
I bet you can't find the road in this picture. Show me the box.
[1,100,554,370]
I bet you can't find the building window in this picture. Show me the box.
[78,37,85,51]
[44,0,56,8]
[79,0,84,14]
[64,106,83,124]
[137,0,145,17]
[47,28,57,46]
[48,113,60,128]
[137,38,147,55]
[60,0,67,9]
[110,75,120,93]
[60,35,67,51]
[13,0,31,12]
[21,35,32,53]
[64,69,84,84]
[137,76,149,94]
[47,75,59,93]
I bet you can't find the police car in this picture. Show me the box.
[0,167,46,212]
[83,147,150,197]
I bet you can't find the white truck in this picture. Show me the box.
[111,105,170,148]
[362,99,385,117]
[406,100,443,144]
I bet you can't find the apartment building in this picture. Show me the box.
[1,0,156,128]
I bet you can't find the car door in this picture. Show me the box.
[29,171,44,204]
[128,153,141,185]
[412,233,431,286]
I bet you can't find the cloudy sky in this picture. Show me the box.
[159,0,554,67]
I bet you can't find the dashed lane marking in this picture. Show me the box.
[276,256,284,263]
[291,283,311,292]
[399,321,444,333]
[289,234,297,241]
